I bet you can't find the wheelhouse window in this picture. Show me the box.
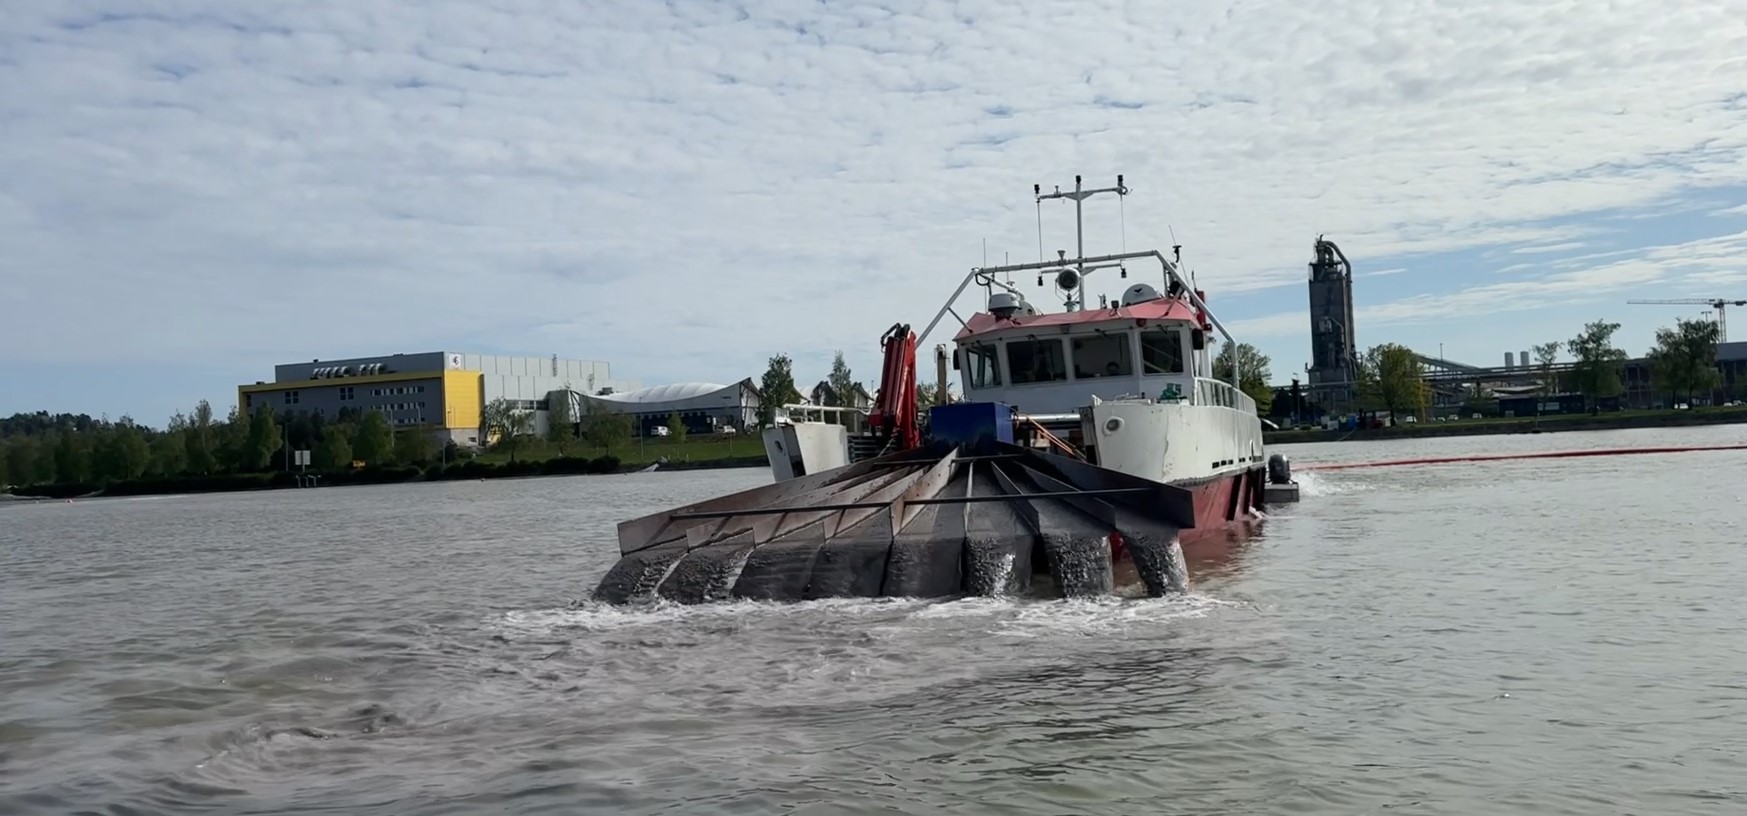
[1007,337,1067,384]
[1071,331,1133,378]
[963,343,1002,388]
[1140,327,1186,375]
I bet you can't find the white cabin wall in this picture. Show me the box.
[1087,402,1265,484]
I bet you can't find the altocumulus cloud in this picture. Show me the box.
[1,0,1746,415]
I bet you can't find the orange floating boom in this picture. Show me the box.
[1299,444,1747,472]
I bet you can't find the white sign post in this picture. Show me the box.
[292,450,315,487]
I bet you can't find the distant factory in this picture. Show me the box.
[1287,241,1747,421]
[238,351,644,447]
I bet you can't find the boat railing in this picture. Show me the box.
[775,403,870,426]
[1194,377,1257,415]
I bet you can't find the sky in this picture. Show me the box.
[3,1,1746,427]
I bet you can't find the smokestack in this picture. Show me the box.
[1504,352,1514,369]
[1521,350,1530,367]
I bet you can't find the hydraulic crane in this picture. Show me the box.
[1626,298,1747,342]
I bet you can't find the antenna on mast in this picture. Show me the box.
[1034,174,1130,311]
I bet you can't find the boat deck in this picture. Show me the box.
[591,439,1200,604]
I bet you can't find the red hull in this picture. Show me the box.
[1103,465,1265,595]
[1174,465,1267,543]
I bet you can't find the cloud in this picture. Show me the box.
[1510,242,1589,255]
[1224,311,1308,340]
[1362,228,1747,326]
[2,0,1747,418]
[1361,267,1406,277]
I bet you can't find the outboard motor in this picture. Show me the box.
[1267,453,1293,485]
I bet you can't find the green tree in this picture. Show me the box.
[1357,343,1429,423]
[218,404,252,471]
[315,424,354,470]
[53,430,92,484]
[584,406,631,452]
[393,427,433,465]
[826,351,856,406]
[482,398,533,461]
[184,402,217,475]
[354,410,395,465]
[150,430,186,476]
[244,405,282,471]
[666,411,688,444]
[1532,341,1562,397]
[547,387,579,455]
[100,421,152,481]
[1647,317,1721,405]
[757,353,803,427]
[1565,319,1629,411]
[0,441,11,487]
[1211,342,1275,414]
[8,438,38,486]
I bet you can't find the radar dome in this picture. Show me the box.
[1120,282,1164,306]
[989,291,1037,319]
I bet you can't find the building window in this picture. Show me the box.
[417,385,426,393]
[1140,327,1186,375]
[963,343,1002,388]
[1007,338,1067,384]
[284,390,300,405]
[339,386,355,401]
[1072,332,1133,378]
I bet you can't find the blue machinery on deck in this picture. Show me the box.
[591,403,1201,604]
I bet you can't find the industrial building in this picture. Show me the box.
[580,380,762,437]
[238,351,642,447]
[1305,236,1359,410]
[1621,340,1747,407]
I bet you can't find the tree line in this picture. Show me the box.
[1520,316,1723,409]
[1268,314,1730,426]
[0,402,444,490]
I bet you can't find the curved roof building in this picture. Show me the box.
[574,377,762,434]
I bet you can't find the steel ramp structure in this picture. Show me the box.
[591,439,1199,604]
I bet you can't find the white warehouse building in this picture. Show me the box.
[576,379,762,437]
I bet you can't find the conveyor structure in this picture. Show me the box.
[590,437,1199,604]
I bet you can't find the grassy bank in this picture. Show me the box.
[475,435,763,468]
[4,454,627,500]
[1263,407,1747,446]
[3,434,783,501]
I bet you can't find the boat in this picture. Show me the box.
[591,175,1284,605]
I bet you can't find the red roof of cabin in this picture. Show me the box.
[952,296,1204,341]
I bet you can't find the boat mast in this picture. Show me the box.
[1035,175,1129,311]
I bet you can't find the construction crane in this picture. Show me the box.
[1626,298,1747,342]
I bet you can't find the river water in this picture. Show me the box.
[3,425,1746,814]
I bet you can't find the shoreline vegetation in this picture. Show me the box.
[8,406,1746,502]
[1264,405,1747,446]
[7,301,1740,502]
[0,400,771,501]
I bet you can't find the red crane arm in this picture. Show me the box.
[868,322,920,451]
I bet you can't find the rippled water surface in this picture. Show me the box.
[5,425,1747,814]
